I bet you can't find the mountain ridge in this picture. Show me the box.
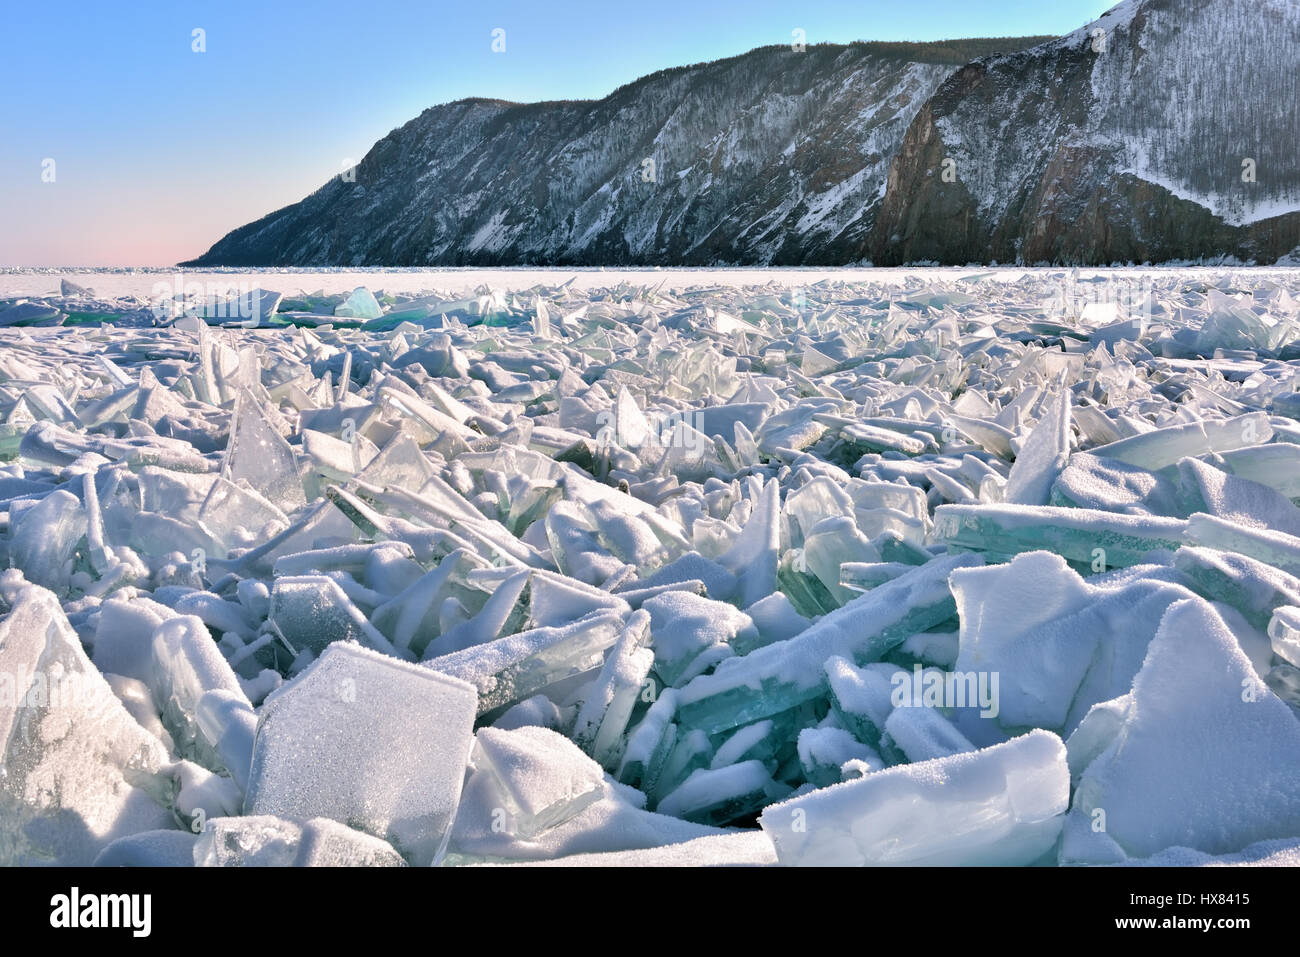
[185,3,1300,268]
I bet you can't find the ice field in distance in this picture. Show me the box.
[3,266,1300,867]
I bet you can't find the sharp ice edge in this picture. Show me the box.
[2,268,1300,867]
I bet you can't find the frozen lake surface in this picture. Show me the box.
[2,265,1300,867]
[6,264,1300,300]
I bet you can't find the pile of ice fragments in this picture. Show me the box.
[4,270,1300,867]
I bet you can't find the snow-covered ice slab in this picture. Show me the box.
[472,726,606,838]
[1062,598,1300,864]
[498,830,778,867]
[1119,838,1300,868]
[950,551,1197,734]
[758,729,1069,866]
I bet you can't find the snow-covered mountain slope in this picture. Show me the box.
[185,40,1046,267]
[870,0,1300,265]
[189,2,1300,268]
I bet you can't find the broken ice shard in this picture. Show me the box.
[334,287,383,321]
[950,551,1195,734]
[642,590,756,686]
[1270,607,1300,668]
[222,389,306,512]
[571,610,655,768]
[1002,387,1071,506]
[1173,545,1300,629]
[245,642,478,866]
[8,489,86,592]
[426,611,625,716]
[677,553,981,735]
[1184,512,1300,578]
[199,288,282,326]
[796,727,882,787]
[1088,413,1272,471]
[0,573,172,865]
[270,574,404,659]
[932,503,1185,567]
[824,657,898,747]
[657,761,792,826]
[151,614,253,770]
[883,705,975,763]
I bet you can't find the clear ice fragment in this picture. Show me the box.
[245,642,478,866]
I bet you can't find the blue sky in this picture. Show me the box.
[0,0,1115,266]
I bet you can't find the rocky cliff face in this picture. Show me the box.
[184,41,1039,267]
[187,1,1300,268]
[870,0,1300,265]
